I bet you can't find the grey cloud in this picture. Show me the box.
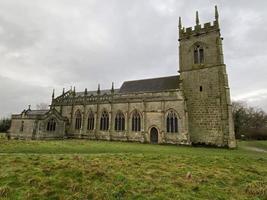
[0,0,267,118]
[0,75,52,117]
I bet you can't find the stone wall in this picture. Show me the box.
[181,65,226,145]
[9,118,36,139]
[56,90,190,145]
[36,115,66,139]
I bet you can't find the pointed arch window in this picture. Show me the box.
[47,118,56,132]
[87,111,94,130]
[115,111,125,131]
[194,45,204,64]
[132,110,141,132]
[166,111,178,133]
[100,111,109,131]
[20,121,24,132]
[75,110,82,130]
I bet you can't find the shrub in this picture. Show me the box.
[0,118,11,133]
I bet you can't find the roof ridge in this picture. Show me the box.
[29,109,49,111]
[122,75,179,84]
[119,75,180,93]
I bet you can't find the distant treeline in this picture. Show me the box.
[232,101,267,140]
[0,118,11,133]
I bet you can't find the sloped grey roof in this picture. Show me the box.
[56,75,179,99]
[26,110,49,115]
[119,75,180,94]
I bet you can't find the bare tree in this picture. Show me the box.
[232,101,267,139]
[36,103,49,110]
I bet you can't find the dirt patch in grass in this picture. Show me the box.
[245,181,267,198]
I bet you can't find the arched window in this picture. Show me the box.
[132,110,141,132]
[166,111,178,133]
[47,118,56,132]
[194,45,204,64]
[20,121,24,132]
[87,111,94,130]
[100,111,109,131]
[115,111,125,131]
[75,110,82,130]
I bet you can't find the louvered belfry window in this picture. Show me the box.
[194,45,204,64]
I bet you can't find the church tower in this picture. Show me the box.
[179,6,236,148]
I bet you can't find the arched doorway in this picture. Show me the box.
[150,127,158,144]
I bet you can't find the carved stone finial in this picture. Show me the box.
[111,82,114,94]
[84,88,88,96]
[52,89,55,99]
[28,105,31,110]
[97,84,100,95]
[73,86,76,96]
[196,11,200,25]
[62,88,65,95]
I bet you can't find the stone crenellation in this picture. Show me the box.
[179,21,219,39]
[179,6,220,41]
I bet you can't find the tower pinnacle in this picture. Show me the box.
[215,5,219,21]
[178,16,182,30]
[52,89,55,100]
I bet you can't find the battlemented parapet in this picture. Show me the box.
[179,6,220,41]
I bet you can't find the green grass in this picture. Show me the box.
[0,138,266,200]
[239,140,267,151]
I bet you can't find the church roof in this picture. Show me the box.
[119,75,180,94]
[25,110,49,115]
[55,75,180,100]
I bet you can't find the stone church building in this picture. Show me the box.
[10,6,236,148]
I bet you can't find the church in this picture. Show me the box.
[9,6,236,148]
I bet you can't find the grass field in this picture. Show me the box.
[0,137,266,200]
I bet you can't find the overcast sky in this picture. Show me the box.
[0,0,266,117]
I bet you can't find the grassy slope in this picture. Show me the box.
[0,139,266,200]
